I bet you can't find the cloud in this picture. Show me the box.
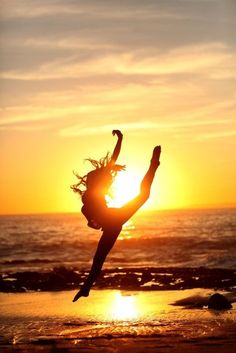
[1,42,233,81]
[2,0,187,20]
[197,130,236,140]
[59,117,235,137]
[1,0,86,18]
[2,0,236,72]
[59,121,156,136]
[1,0,235,145]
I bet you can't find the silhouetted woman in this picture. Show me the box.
[71,130,161,301]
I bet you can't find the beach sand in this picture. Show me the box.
[1,288,236,352]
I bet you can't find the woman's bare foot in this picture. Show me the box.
[151,145,161,167]
[72,287,90,302]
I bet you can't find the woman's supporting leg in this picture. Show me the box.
[72,225,122,302]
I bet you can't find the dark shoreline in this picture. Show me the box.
[1,266,236,293]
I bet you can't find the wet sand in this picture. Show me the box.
[1,289,236,352]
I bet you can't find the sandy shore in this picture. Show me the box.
[1,288,236,352]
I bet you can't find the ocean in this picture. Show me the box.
[1,209,236,350]
[1,208,236,272]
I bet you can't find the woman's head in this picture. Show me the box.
[86,168,113,193]
[71,153,124,198]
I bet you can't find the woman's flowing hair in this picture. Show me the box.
[71,152,112,196]
[85,152,111,170]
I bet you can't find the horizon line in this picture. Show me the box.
[0,205,236,217]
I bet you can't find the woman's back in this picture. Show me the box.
[82,191,108,229]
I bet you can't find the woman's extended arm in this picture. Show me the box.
[111,130,123,164]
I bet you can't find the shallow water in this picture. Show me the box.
[1,289,236,344]
[1,289,236,353]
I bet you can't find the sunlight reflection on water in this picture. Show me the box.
[119,220,135,240]
[111,292,138,320]
[1,289,236,345]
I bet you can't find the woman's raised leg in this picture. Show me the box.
[116,145,161,224]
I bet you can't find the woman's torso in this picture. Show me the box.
[81,192,122,230]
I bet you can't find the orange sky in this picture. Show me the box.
[0,0,236,214]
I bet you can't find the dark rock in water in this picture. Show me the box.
[208,293,232,310]
[1,267,236,293]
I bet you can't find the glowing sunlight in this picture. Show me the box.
[107,171,141,207]
[111,292,138,320]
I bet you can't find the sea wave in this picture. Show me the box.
[1,209,236,272]
[1,235,236,271]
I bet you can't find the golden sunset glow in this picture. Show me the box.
[107,170,141,208]
[0,1,236,214]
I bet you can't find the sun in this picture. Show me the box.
[107,170,141,207]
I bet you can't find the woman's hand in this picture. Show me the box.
[112,164,126,172]
[111,130,123,163]
[112,130,123,139]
